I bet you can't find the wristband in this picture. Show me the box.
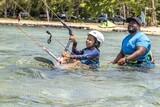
[125,57,129,63]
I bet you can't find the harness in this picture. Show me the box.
[125,52,153,66]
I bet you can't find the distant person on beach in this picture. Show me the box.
[112,17,155,68]
[60,30,104,69]
[17,13,21,22]
[103,14,108,26]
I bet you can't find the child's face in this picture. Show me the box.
[86,35,96,48]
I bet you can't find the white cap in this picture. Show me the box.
[88,30,104,45]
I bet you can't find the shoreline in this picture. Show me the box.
[0,18,160,36]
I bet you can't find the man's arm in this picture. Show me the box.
[112,51,124,64]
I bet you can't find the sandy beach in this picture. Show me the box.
[0,18,160,36]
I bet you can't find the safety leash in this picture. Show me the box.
[16,25,59,62]
[41,0,73,52]
[12,0,60,62]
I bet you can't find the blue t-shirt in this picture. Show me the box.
[121,32,151,62]
[71,48,100,68]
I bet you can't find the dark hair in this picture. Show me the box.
[92,35,100,51]
[95,41,100,51]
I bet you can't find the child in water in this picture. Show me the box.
[61,30,104,69]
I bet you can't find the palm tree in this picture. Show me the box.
[151,0,157,26]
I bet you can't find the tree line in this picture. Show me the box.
[0,0,159,26]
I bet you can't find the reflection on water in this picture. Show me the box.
[0,25,160,107]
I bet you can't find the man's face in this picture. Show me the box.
[128,21,140,34]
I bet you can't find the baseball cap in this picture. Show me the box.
[126,17,142,26]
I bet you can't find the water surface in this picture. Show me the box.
[0,25,160,107]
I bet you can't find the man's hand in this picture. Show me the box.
[117,57,126,65]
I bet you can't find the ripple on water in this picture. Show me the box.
[0,25,160,106]
[142,87,160,106]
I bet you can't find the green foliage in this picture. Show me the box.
[0,0,159,24]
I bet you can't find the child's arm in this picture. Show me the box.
[69,35,77,48]
[71,49,99,60]
[69,35,83,55]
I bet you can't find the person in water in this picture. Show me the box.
[112,17,155,68]
[61,30,104,69]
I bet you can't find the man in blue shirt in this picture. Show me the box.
[112,17,155,68]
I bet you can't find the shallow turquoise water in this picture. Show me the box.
[0,24,160,107]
